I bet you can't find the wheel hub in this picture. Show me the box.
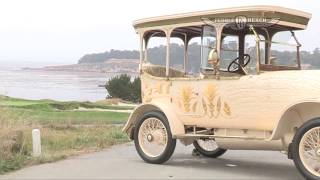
[317,148,320,156]
[147,134,153,142]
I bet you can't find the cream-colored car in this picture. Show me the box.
[123,6,319,180]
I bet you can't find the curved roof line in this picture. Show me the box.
[133,5,312,29]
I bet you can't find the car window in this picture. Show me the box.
[187,37,201,75]
[221,35,239,71]
[270,31,299,67]
[147,36,167,67]
[169,37,184,73]
[201,25,217,70]
[245,34,265,74]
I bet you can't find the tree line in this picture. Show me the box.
[79,44,320,69]
[104,46,320,103]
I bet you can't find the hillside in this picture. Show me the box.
[78,49,139,64]
[42,59,139,73]
[28,45,320,73]
[76,43,203,73]
[76,45,320,71]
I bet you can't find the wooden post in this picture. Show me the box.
[32,129,41,157]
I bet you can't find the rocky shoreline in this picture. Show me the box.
[23,58,139,74]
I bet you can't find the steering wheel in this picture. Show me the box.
[227,54,251,73]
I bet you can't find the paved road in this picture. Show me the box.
[0,142,304,180]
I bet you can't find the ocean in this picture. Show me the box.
[0,69,109,102]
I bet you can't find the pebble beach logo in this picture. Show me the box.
[235,16,247,29]
[201,16,280,30]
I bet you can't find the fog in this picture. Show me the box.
[0,0,319,67]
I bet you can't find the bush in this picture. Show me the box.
[105,74,141,103]
[0,130,28,174]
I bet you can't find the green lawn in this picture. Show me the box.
[0,96,132,125]
[4,107,129,125]
[0,96,134,110]
[0,96,132,174]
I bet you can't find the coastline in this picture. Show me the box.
[22,59,139,74]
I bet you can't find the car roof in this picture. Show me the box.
[133,5,311,30]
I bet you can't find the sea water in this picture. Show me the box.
[0,69,109,102]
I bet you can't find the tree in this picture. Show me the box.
[313,48,320,57]
[130,77,141,103]
[105,74,141,103]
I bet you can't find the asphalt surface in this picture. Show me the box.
[0,142,304,180]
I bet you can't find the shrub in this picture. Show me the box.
[0,129,28,174]
[130,77,141,103]
[105,74,141,103]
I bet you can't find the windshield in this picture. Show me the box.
[269,31,300,67]
[251,27,301,70]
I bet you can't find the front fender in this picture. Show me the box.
[270,99,320,141]
[122,102,185,140]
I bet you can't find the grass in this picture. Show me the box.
[0,96,132,174]
[3,107,130,125]
[0,96,134,110]
[0,95,132,125]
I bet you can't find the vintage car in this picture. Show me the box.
[123,5,319,179]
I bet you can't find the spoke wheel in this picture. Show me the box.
[299,127,320,177]
[193,139,227,158]
[134,111,176,164]
[138,117,168,157]
[292,118,320,180]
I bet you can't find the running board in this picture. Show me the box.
[174,134,267,140]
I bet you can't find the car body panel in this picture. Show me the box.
[124,70,320,144]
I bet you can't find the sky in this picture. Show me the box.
[0,0,319,67]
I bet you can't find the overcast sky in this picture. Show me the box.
[0,0,319,67]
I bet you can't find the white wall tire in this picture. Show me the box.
[134,111,176,164]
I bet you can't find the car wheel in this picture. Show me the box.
[134,111,176,164]
[193,139,227,158]
[292,118,320,180]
